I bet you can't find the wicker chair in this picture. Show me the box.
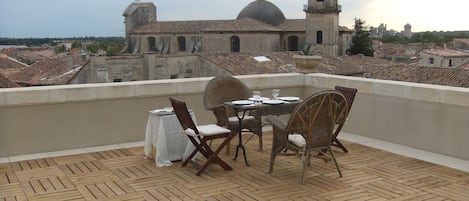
[332,86,358,153]
[203,76,263,150]
[265,90,348,184]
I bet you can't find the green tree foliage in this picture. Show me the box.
[71,41,81,49]
[347,19,374,56]
[85,43,100,53]
[381,31,469,44]
[54,45,66,53]
[1,36,124,56]
[84,40,124,56]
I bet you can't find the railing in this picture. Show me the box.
[1,73,468,161]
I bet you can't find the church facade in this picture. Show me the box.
[122,0,352,57]
[69,0,352,84]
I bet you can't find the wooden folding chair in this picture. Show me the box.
[332,86,358,153]
[170,98,235,176]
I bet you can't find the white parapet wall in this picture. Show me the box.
[1,73,468,160]
[306,73,469,160]
[0,73,305,157]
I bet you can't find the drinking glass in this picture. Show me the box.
[252,91,261,100]
[272,89,280,99]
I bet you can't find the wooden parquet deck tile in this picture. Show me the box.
[0,133,468,201]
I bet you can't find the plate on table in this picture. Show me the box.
[278,96,300,102]
[248,97,270,101]
[262,99,284,105]
[232,100,254,105]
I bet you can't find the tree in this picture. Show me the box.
[71,41,81,49]
[347,19,374,56]
[54,45,66,53]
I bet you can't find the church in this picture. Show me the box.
[122,0,353,57]
[66,0,354,84]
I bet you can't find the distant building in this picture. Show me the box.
[403,23,412,38]
[370,23,411,39]
[452,38,469,50]
[373,43,421,62]
[370,23,387,39]
[419,49,469,68]
[121,0,352,57]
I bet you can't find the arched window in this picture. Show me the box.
[147,37,156,51]
[449,59,453,67]
[287,36,299,51]
[316,31,323,44]
[230,36,240,52]
[177,36,186,51]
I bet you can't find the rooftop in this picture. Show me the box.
[1,132,468,200]
[0,73,20,88]
[1,50,468,88]
[132,18,281,34]
[7,55,84,86]
[422,49,469,57]
[0,54,29,70]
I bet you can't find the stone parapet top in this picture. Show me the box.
[306,73,469,107]
[0,73,304,107]
[0,73,467,107]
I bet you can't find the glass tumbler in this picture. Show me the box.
[272,89,280,99]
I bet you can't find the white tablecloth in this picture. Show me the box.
[144,109,196,167]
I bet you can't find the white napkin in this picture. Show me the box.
[149,107,174,115]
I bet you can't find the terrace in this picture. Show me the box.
[1,73,469,200]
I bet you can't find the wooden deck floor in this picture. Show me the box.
[1,133,468,201]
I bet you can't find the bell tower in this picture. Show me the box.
[122,1,156,53]
[304,0,341,57]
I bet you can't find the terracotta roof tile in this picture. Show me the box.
[200,52,366,76]
[0,48,55,65]
[276,19,305,31]
[132,18,280,34]
[0,54,29,69]
[422,49,469,57]
[8,55,84,86]
[374,43,419,57]
[363,63,469,88]
[201,52,296,75]
[459,60,469,69]
[0,72,20,88]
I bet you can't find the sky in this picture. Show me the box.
[0,0,468,38]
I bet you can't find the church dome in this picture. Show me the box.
[236,0,286,26]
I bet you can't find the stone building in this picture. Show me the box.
[71,0,354,83]
[121,0,352,57]
[69,0,355,84]
[452,38,469,50]
[370,24,387,39]
[403,23,412,38]
[419,49,469,68]
[304,0,343,56]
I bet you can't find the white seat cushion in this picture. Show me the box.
[228,115,255,123]
[198,124,231,136]
[288,134,306,147]
[184,128,197,136]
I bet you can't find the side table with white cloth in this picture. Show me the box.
[144,108,196,167]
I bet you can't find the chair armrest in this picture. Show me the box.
[265,115,287,130]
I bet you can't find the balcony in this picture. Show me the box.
[1,73,468,200]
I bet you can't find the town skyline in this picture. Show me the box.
[0,0,468,38]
